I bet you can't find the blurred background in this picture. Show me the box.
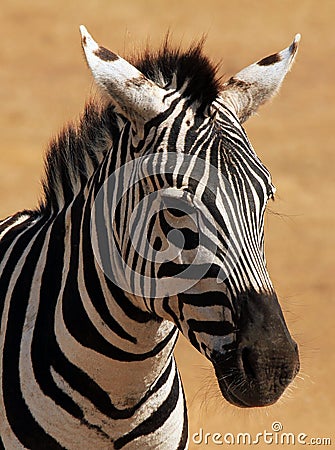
[0,0,334,448]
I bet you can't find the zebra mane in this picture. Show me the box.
[39,41,221,213]
[135,39,221,107]
[39,102,117,213]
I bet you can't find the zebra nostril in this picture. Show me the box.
[241,347,257,380]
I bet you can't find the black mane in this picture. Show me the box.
[135,39,221,108]
[39,41,221,213]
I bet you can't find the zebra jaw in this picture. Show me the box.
[80,25,169,134]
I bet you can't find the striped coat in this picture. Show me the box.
[0,28,300,449]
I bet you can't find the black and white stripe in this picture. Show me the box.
[0,28,300,448]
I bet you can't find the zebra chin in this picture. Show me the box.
[210,290,300,408]
[212,350,299,408]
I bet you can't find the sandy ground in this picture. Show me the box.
[0,0,334,448]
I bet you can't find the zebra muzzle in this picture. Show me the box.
[211,290,300,408]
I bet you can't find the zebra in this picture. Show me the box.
[0,26,301,449]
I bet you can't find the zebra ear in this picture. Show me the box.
[80,26,166,134]
[220,34,301,123]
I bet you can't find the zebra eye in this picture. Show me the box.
[208,105,219,121]
[267,184,276,201]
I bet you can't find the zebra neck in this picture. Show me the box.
[54,195,179,410]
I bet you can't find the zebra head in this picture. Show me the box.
[82,27,300,408]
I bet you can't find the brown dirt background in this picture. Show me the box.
[0,0,334,448]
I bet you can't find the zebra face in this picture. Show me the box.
[146,125,300,407]
[83,28,300,408]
